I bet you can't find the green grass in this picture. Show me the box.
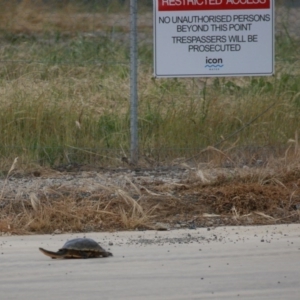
[0,1,299,167]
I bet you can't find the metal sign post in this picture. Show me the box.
[130,0,138,164]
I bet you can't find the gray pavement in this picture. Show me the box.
[1,224,300,299]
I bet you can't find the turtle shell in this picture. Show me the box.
[62,238,105,251]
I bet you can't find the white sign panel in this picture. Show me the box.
[154,0,274,77]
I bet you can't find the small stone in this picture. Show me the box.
[154,222,170,231]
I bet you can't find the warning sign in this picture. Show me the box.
[153,0,274,77]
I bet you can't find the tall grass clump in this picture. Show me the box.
[0,0,299,166]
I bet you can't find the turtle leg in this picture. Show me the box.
[102,251,113,257]
[39,248,68,259]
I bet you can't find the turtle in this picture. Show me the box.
[39,238,113,259]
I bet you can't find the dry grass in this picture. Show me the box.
[1,148,300,235]
[0,186,160,234]
[0,0,135,34]
[0,157,18,201]
[0,1,299,165]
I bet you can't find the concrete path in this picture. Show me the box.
[1,224,300,299]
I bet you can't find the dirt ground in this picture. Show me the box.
[0,156,300,235]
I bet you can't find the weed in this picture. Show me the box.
[0,1,299,167]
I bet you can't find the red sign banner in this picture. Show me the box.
[158,0,271,11]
